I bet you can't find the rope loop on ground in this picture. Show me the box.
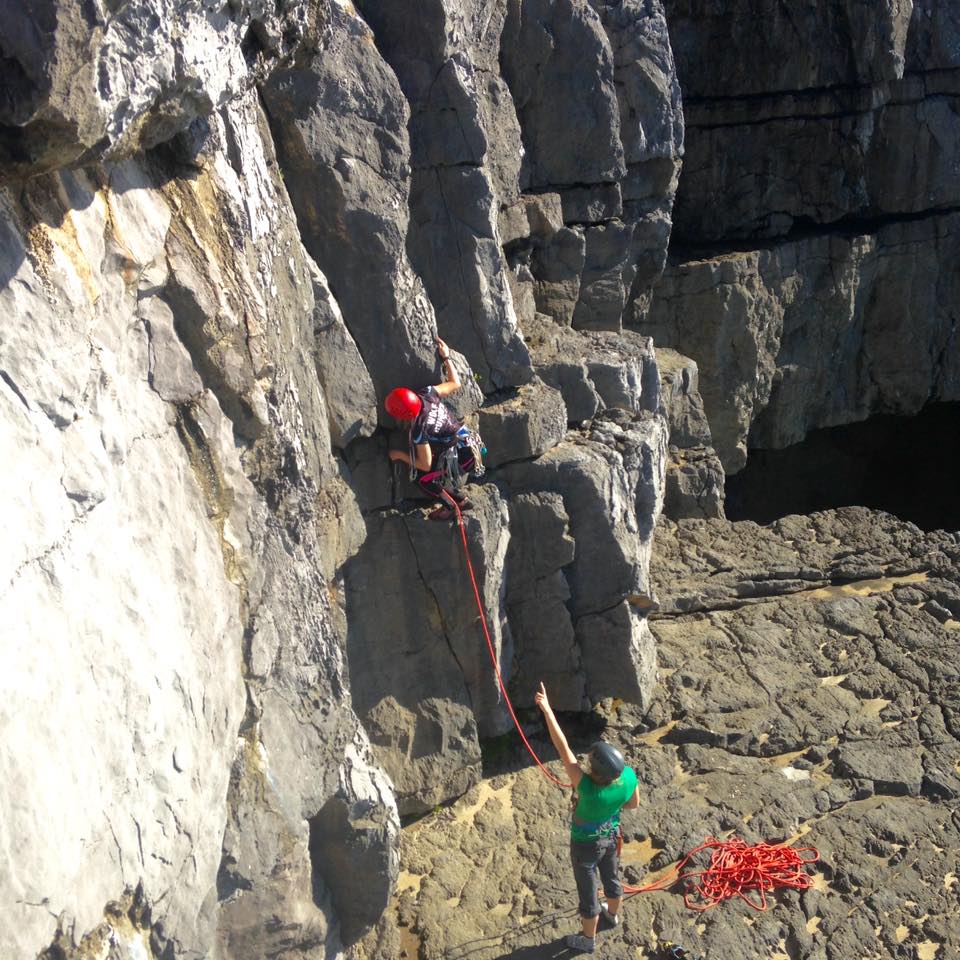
[625,836,820,910]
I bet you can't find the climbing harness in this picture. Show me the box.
[443,494,821,908]
[437,427,486,492]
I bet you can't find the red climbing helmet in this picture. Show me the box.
[385,387,422,421]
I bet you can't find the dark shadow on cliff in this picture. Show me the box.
[726,402,960,531]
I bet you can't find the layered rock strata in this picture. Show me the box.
[645,0,960,475]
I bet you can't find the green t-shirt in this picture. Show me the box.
[570,767,638,841]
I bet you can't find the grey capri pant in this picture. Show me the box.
[570,834,622,918]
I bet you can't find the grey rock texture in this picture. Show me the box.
[647,216,960,473]
[351,508,960,960]
[503,410,669,709]
[261,3,439,405]
[656,347,724,520]
[501,0,683,332]
[0,0,326,180]
[344,486,512,816]
[357,0,533,390]
[643,1,960,474]
[505,492,585,711]
[477,377,567,468]
[0,84,399,959]
[523,313,661,422]
[4,0,957,955]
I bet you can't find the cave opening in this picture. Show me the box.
[725,402,960,532]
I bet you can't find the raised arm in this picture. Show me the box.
[535,682,583,786]
[433,337,461,397]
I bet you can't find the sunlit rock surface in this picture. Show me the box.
[2,0,958,956]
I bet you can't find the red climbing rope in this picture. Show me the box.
[443,494,820,909]
[624,836,820,909]
[443,493,572,789]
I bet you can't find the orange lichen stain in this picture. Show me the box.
[27,208,101,304]
[398,924,421,959]
[820,673,849,687]
[810,873,830,892]
[765,748,807,768]
[770,938,790,960]
[861,697,893,717]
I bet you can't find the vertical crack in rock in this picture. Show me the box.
[401,513,474,705]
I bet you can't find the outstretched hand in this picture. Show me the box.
[436,336,450,359]
[534,681,552,715]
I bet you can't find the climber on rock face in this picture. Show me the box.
[535,682,640,955]
[385,337,482,521]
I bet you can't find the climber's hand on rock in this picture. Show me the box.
[436,336,450,359]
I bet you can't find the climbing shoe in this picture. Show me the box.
[428,506,453,521]
[564,933,596,953]
[599,901,620,928]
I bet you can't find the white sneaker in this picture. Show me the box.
[599,901,620,927]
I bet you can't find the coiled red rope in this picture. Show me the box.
[442,494,820,908]
[624,836,820,909]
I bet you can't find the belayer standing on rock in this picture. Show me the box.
[385,337,484,521]
[535,682,639,955]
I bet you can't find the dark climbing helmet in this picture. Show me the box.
[385,387,422,421]
[589,741,625,782]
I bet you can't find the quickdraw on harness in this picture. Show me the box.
[442,496,822,906]
[434,426,486,493]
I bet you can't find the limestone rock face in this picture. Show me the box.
[353,507,960,960]
[501,0,683,332]
[0,0,326,180]
[645,1,960,474]
[647,217,960,473]
[0,85,400,959]
[505,492,584,711]
[503,411,669,709]
[657,348,724,520]
[344,486,512,816]
[477,378,567,469]
[357,0,533,390]
[261,4,439,404]
[14,0,959,955]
